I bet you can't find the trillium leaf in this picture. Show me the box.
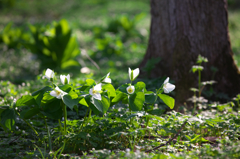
[158,94,175,109]
[90,96,110,115]
[111,91,126,103]
[145,92,156,104]
[20,107,40,119]
[63,94,79,110]
[129,92,145,111]
[102,84,116,97]
[32,86,52,106]
[16,95,38,107]
[1,108,15,131]
[134,82,146,92]
[41,100,62,120]
[118,84,129,94]
[79,98,88,107]
[59,84,72,93]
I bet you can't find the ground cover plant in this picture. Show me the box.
[0,0,240,158]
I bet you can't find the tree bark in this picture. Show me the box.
[140,0,240,109]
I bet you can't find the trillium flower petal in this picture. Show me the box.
[44,68,54,80]
[102,72,111,83]
[89,88,94,96]
[128,68,132,80]
[132,68,140,80]
[94,83,102,91]
[163,77,175,93]
[93,93,102,100]
[50,86,67,99]
[164,77,169,85]
[103,77,111,83]
[60,74,70,85]
[50,90,59,98]
[127,85,135,94]
[128,68,140,81]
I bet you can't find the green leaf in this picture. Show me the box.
[158,94,175,109]
[61,59,80,69]
[16,95,38,107]
[134,82,146,92]
[145,92,156,104]
[32,86,52,106]
[1,108,15,131]
[102,84,116,97]
[62,94,79,110]
[41,100,62,120]
[79,97,88,107]
[20,107,40,119]
[59,84,72,93]
[78,79,96,91]
[111,91,125,103]
[129,92,145,111]
[89,96,110,115]
[118,84,129,94]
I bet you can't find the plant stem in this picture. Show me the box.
[86,109,92,126]
[198,70,201,97]
[43,117,52,152]
[58,119,64,135]
[79,107,90,133]
[192,92,197,115]
[60,101,68,155]
[15,111,38,136]
[63,104,67,135]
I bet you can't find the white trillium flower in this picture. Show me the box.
[60,74,70,85]
[89,83,102,100]
[128,68,140,81]
[43,68,55,81]
[127,85,135,94]
[50,86,67,99]
[163,77,175,93]
[102,72,111,83]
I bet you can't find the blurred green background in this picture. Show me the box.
[0,0,239,83]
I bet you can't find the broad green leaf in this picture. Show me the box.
[63,94,78,110]
[32,86,52,106]
[1,108,15,131]
[79,98,88,107]
[102,84,116,97]
[118,84,129,94]
[68,91,78,99]
[89,96,110,115]
[145,92,156,104]
[129,92,145,111]
[158,94,175,109]
[134,82,146,92]
[86,79,95,86]
[111,91,125,103]
[0,106,10,116]
[59,84,72,93]
[20,107,40,119]
[41,100,62,120]
[61,60,80,69]
[16,95,38,107]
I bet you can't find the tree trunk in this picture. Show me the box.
[140,0,240,109]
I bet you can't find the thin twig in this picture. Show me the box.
[81,49,102,75]
[145,119,188,153]
[9,135,21,145]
